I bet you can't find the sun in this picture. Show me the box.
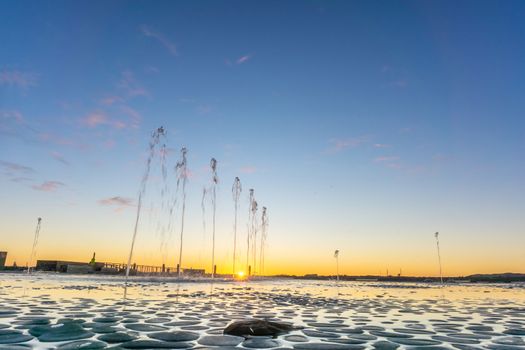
[236,271,245,279]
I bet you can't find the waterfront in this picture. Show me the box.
[1,274,524,349]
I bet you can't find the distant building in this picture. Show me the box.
[36,259,103,273]
[0,252,7,268]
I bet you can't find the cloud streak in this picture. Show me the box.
[240,166,257,174]
[236,55,252,64]
[51,151,70,166]
[141,25,177,56]
[0,160,35,177]
[374,156,400,162]
[80,112,126,129]
[32,181,65,192]
[0,110,24,123]
[0,70,38,88]
[326,136,367,154]
[118,71,149,97]
[98,196,134,212]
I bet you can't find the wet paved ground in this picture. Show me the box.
[1,275,524,350]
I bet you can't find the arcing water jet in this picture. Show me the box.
[259,206,268,275]
[27,217,42,274]
[125,126,166,280]
[210,158,218,278]
[175,147,188,277]
[232,177,242,277]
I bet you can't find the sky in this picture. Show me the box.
[1,0,524,277]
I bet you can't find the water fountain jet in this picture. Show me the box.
[27,217,42,274]
[175,147,188,278]
[334,249,340,282]
[210,158,218,279]
[232,177,242,277]
[434,232,444,286]
[246,189,255,275]
[125,126,166,281]
[259,206,268,275]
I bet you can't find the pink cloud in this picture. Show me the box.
[145,66,160,74]
[51,151,70,166]
[236,55,252,64]
[386,162,403,170]
[82,112,107,127]
[0,160,34,174]
[373,156,404,171]
[98,196,134,212]
[375,156,400,162]
[141,25,178,56]
[32,181,65,192]
[391,79,408,88]
[81,112,127,129]
[196,105,212,114]
[373,143,390,148]
[38,132,81,148]
[118,71,149,97]
[240,166,256,174]
[326,136,367,154]
[0,70,38,88]
[0,110,24,123]
[104,139,116,149]
[100,96,124,106]
[120,105,141,128]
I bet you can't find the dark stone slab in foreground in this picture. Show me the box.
[148,331,200,342]
[0,330,33,344]
[33,323,94,342]
[0,345,32,350]
[293,343,365,350]
[98,332,137,343]
[223,319,298,337]
[198,335,244,346]
[57,340,107,350]
[120,340,194,349]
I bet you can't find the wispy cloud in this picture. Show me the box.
[0,70,38,88]
[80,112,126,129]
[375,156,400,162]
[10,176,32,183]
[196,105,212,115]
[141,25,178,56]
[32,181,65,192]
[98,196,134,212]
[236,54,252,64]
[82,112,107,127]
[0,110,24,123]
[38,132,83,149]
[99,96,124,106]
[120,106,141,128]
[240,166,256,174]
[374,155,403,170]
[373,143,391,148]
[118,71,149,97]
[390,79,408,88]
[51,151,70,166]
[145,66,160,74]
[0,160,35,175]
[326,136,367,154]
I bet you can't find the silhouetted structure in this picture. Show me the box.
[183,268,205,277]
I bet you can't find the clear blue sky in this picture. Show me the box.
[1,0,524,275]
